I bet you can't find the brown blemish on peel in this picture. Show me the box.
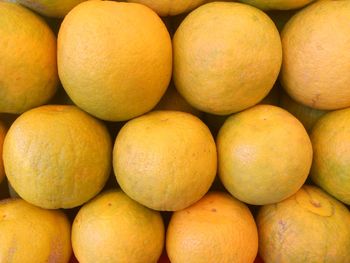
[310,200,321,208]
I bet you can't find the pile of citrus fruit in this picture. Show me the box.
[1,0,350,262]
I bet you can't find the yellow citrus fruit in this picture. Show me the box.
[16,0,87,17]
[153,84,202,117]
[58,1,172,121]
[281,0,350,110]
[257,185,350,263]
[310,108,350,204]
[0,198,72,262]
[0,2,58,114]
[126,0,206,16]
[217,105,312,205]
[72,190,164,263]
[280,91,328,132]
[239,0,314,10]
[173,2,282,115]
[3,105,112,209]
[166,191,258,263]
[0,121,6,184]
[113,110,217,211]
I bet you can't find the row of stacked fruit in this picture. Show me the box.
[1,0,350,262]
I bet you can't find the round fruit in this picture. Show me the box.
[0,121,6,184]
[310,108,350,204]
[3,105,112,209]
[257,185,350,263]
[72,190,164,263]
[280,91,328,132]
[0,198,71,262]
[17,0,86,17]
[58,1,172,121]
[173,2,282,115]
[166,191,258,263]
[281,0,350,110]
[239,0,314,10]
[126,0,206,16]
[113,110,217,211]
[0,2,58,114]
[217,105,312,205]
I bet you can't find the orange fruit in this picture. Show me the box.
[58,1,172,121]
[239,0,315,10]
[72,190,164,263]
[173,2,282,115]
[113,110,217,211]
[257,185,350,263]
[16,0,87,17]
[281,0,350,110]
[0,121,5,184]
[310,108,350,204]
[0,2,58,114]
[3,105,112,209]
[126,0,206,16]
[217,105,312,205]
[166,191,258,263]
[0,198,72,262]
[280,91,328,132]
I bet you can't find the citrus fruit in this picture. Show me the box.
[0,121,6,184]
[153,83,202,117]
[126,0,206,16]
[113,110,217,211]
[72,190,164,263]
[173,2,282,115]
[0,198,71,262]
[217,104,312,205]
[166,191,258,263]
[310,108,350,204]
[239,0,314,10]
[17,0,86,17]
[3,105,112,209]
[58,1,172,121]
[0,2,58,114]
[280,90,328,132]
[257,185,350,263]
[281,0,350,110]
